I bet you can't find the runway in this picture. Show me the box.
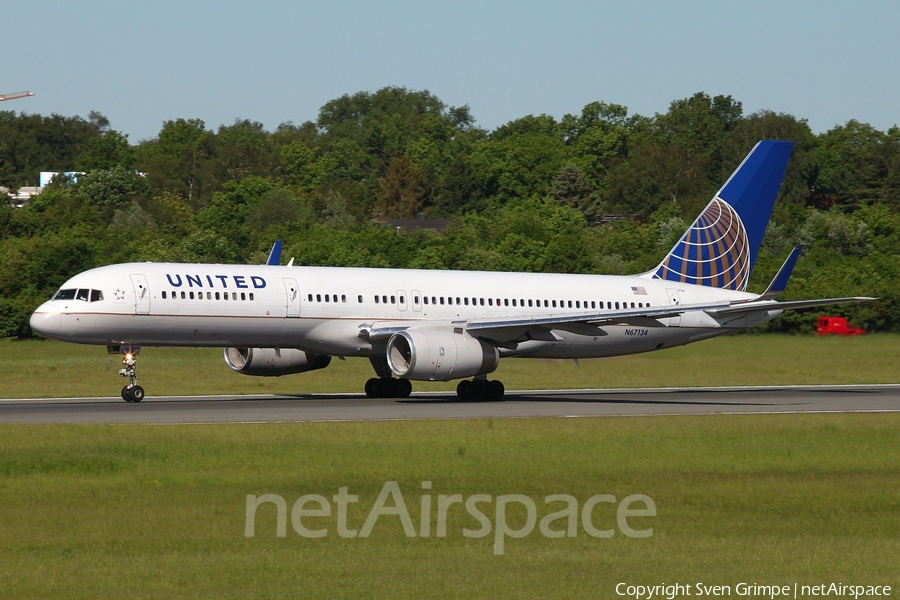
[1,385,899,424]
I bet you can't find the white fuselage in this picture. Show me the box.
[30,262,776,360]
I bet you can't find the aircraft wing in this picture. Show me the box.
[363,296,875,346]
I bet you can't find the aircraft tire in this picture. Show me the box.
[488,380,505,401]
[396,378,412,398]
[456,380,472,400]
[130,386,145,402]
[365,378,379,398]
[121,386,133,402]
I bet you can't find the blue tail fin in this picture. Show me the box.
[649,140,794,291]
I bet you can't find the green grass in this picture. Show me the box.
[0,414,898,598]
[2,333,899,398]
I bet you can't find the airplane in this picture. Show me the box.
[29,140,873,402]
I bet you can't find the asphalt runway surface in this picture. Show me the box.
[1,385,899,424]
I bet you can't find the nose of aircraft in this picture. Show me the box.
[30,302,62,340]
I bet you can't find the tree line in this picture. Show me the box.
[1,87,898,338]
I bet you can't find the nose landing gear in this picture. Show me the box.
[117,349,145,402]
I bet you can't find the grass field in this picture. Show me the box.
[1,414,898,598]
[2,333,899,398]
[2,335,898,597]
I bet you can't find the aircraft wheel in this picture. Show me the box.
[396,378,412,398]
[456,380,472,400]
[121,386,133,402]
[365,378,379,398]
[374,377,394,398]
[488,380,505,401]
[130,386,145,402]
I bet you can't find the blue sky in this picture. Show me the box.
[4,1,898,142]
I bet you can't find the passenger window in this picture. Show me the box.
[504,299,509,306]
[317,294,322,302]
[400,296,406,304]
[391,296,396,304]
[488,298,493,306]
[615,302,620,309]
[232,292,237,300]
[216,292,220,300]
[383,295,388,304]
[375,296,380,304]
[162,291,167,300]
[480,298,485,306]
[440,297,445,305]
[528,300,533,307]
[342,295,346,303]
[249,293,254,301]
[464,298,469,306]
[544,300,548,308]
[551,300,556,308]
[325,295,330,303]
[568,301,573,308]
[308,294,313,301]
[424,296,429,305]
[591,301,596,309]
[413,296,419,304]
[241,293,246,301]
[179,291,185,299]
[631,302,635,308]
[358,295,363,303]
[575,301,580,308]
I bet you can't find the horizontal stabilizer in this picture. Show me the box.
[708,296,876,317]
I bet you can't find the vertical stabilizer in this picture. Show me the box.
[648,140,794,291]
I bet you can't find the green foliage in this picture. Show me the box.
[3,88,900,337]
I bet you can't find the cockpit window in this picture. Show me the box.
[52,288,104,302]
[53,289,77,301]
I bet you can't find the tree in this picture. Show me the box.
[377,156,427,218]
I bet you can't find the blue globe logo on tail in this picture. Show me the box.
[648,140,795,292]
[653,197,749,291]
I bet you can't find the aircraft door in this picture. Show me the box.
[283,278,300,317]
[412,290,422,312]
[665,288,681,327]
[130,274,150,315]
[397,290,408,312]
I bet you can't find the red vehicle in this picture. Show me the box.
[816,316,865,336]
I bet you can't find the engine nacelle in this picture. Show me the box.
[386,329,499,381]
[224,347,332,377]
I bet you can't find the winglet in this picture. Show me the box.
[266,240,282,266]
[759,245,802,300]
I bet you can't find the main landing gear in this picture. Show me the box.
[365,377,412,399]
[365,357,413,398]
[118,351,144,403]
[456,377,505,401]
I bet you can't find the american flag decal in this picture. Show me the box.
[631,286,648,295]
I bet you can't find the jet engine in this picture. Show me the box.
[224,347,332,377]
[386,329,499,381]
